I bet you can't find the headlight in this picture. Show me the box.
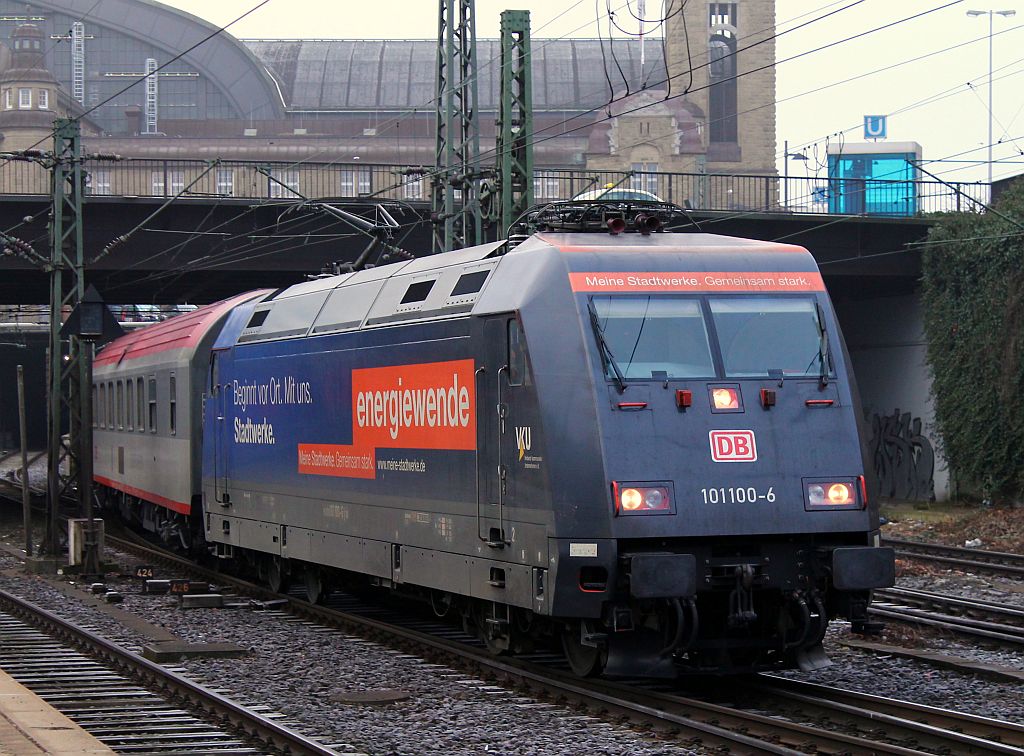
[613,482,674,515]
[804,478,861,510]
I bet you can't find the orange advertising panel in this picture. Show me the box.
[298,359,477,479]
[351,359,476,450]
[569,271,826,293]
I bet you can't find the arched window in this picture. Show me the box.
[708,3,738,145]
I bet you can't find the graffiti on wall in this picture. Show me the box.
[869,409,935,501]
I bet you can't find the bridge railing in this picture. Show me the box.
[0,158,988,216]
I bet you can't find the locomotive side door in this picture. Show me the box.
[211,352,230,504]
[477,316,513,547]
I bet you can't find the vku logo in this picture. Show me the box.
[515,425,532,461]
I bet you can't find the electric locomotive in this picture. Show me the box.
[93,204,894,676]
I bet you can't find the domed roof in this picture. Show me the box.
[2,16,57,85]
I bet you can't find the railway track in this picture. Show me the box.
[0,589,342,755]
[0,448,46,498]
[885,537,1024,579]
[871,587,1024,646]
[97,531,1024,755]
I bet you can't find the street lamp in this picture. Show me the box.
[783,139,809,207]
[967,9,1016,190]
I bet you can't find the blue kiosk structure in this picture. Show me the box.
[826,142,923,216]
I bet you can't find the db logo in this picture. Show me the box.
[709,430,757,462]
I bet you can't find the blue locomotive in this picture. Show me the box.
[94,208,894,676]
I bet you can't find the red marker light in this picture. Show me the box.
[760,388,776,408]
[675,389,692,410]
[617,401,648,410]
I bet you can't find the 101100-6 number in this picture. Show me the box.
[701,486,775,504]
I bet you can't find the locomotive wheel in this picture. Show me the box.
[473,602,511,655]
[266,557,289,594]
[304,566,327,604]
[561,622,607,677]
[430,590,453,618]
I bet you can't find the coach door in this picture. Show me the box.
[477,316,516,548]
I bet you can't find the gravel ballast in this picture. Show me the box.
[1,520,1022,754]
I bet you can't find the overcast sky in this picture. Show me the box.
[156,0,1024,186]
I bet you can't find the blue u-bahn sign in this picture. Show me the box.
[863,115,887,140]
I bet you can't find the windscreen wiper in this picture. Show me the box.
[816,302,830,388]
[587,299,627,393]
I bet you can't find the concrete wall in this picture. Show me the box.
[835,291,947,502]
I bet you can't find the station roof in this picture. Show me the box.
[243,38,665,111]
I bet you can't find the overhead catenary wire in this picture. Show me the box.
[780,25,1024,179]
[371,0,895,199]
[472,0,956,170]
[97,14,1024,292]
[91,0,992,295]
[251,0,861,194]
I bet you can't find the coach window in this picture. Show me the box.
[508,319,527,386]
[137,377,145,431]
[117,380,124,429]
[108,383,115,427]
[126,380,134,430]
[148,376,157,432]
[97,386,104,428]
[169,374,177,435]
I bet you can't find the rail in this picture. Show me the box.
[0,159,988,216]
[0,589,340,755]
[884,537,1024,579]
[100,531,1024,755]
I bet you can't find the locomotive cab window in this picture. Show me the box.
[709,297,832,378]
[508,319,528,386]
[590,296,715,380]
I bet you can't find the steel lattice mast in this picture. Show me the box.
[45,118,86,555]
[432,0,482,253]
[496,10,533,236]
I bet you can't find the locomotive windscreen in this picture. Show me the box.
[709,297,829,378]
[590,294,830,381]
[591,296,715,379]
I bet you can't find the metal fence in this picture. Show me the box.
[0,158,989,216]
